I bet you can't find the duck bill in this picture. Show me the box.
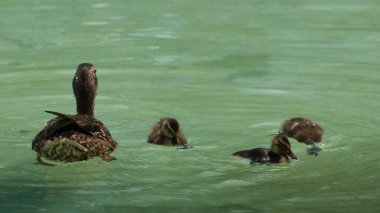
[287,150,298,160]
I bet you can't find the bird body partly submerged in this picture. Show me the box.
[282,117,323,144]
[148,117,187,146]
[233,148,290,163]
[32,63,117,163]
[32,111,117,162]
[233,133,297,164]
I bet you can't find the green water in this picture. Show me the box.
[1,0,380,212]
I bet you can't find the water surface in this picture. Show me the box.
[1,0,380,212]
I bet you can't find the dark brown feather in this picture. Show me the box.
[32,112,117,162]
[282,117,323,143]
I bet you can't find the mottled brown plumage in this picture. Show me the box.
[282,117,323,144]
[148,117,187,146]
[32,63,117,164]
[233,132,297,164]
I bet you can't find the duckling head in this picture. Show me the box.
[72,63,98,117]
[161,118,180,146]
[271,133,297,160]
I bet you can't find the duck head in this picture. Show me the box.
[271,133,297,160]
[161,118,180,146]
[72,63,98,117]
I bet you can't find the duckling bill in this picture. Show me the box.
[233,133,297,164]
[148,117,187,146]
[32,63,117,164]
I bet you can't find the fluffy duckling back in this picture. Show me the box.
[32,63,117,164]
[148,117,187,146]
[233,133,297,164]
[282,117,323,144]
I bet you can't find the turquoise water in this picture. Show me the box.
[1,0,380,212]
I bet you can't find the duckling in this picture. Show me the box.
[282,117,323,155]
[282,117,323,144]
[32,63,117,164]
[233,133,297,164]
[148,117,187,146]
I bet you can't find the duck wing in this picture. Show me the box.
[32,114,72,146]
[45,110,117,148]
[44,110,95,134]
[32,111,90,151]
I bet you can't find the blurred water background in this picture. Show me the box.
[1,0,379,212]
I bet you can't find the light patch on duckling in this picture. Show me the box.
[289,121,300,131]
[161,120,174,138]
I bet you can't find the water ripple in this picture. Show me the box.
[214,179,254,188]
[92,3,109,8]
[131,28,177,39]
[82,21,110,26]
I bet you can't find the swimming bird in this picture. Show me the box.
[32,63,117,164]
[281,117,323,145]
[282,117,323,156]
[233,132,297,164]
[147,117,187,146]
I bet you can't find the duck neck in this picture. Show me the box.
[76,93,95,117]
[73,77,97,117]
[72,63,98,117]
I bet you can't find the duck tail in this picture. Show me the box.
[40,138,89,162]
[232,150,251,158]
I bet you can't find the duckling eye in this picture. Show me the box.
[279,143,289,149]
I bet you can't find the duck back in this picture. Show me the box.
[233,148,290,164]
[282,117,323,143]
[32,111,117,162]
[234,148,280,163]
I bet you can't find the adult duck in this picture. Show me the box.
[147,117,187,146]
[32,63,117,163]
[233,132,297,164]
